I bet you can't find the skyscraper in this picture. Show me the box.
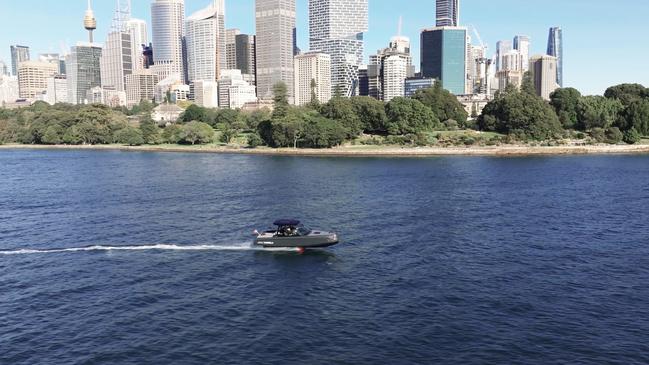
[255,0,296,100]
[101,31,133,92]
[185,1,226,83]
[10,45,30,76]
[309,0,368,97]
[126,18,148,72]
[235,34,257,85]
[100,1,134,93]
[530,54,559,100]
[226,29,241,70]
[513,35,530,72]
[547,27,563,87]
[436,0,459,27]
[495,40,512,71]
[67,43,103,104]
[151,0,186,82]
[421,26,467,95]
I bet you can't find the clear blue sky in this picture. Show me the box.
[1,0,647,95]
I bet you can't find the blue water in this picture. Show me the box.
[1,150,649,364]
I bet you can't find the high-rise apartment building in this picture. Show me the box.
[513,35,530,72]
[10,45,30,76]
[530,54,559,100]
[367,36,414,101]
[235,34,257,85]
[126,18,148,72]
[186,2,226,83]
[255,0,296,100]
[309,0,368,97]
[17,61,58,99]
[547,27,563,87]
[45,75,68,105]
[151,0,186,82]
[436,0,459,27]
[125,71,159,106]
[101,31,133,92]
[67,43,103,104]
[421,26,467,95]
[226,29,240,70]
[294,52,332,106]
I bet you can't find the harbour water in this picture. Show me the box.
[1,150,649,364]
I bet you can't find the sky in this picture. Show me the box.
[1,0,648,95]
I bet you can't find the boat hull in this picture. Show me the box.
[254,233,339,249]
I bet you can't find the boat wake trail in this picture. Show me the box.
[0,243,300,256]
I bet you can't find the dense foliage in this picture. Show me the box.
[479,83,649,143]
[1,82,647,149]
[478,86,563,140]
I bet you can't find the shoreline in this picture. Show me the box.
[1,143,649,157]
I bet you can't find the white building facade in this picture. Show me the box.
[218,69,257,109]
[126,18,148,72]
[151,0,186,83]
[186,2,226,83]
[45,75,68,105]
[193,80,219,108]
[294,52,332,106]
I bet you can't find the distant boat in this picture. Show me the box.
[253,220,339,252]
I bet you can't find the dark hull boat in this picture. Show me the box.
[254,220,339,250]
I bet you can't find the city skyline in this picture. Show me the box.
[0,0,648,95]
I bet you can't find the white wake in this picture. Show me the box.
[0,243,299,256]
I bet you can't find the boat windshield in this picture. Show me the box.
[297,227,311,236]
[276,225,311,237]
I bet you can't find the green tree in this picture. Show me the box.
[114,126,145,146]
[272,82,290,119]
[350,96,388,133]
[521,71,537,96]
[618,99,649,135]
[308,78,320,109]
[220,125,238,144]
[162,124,183,144]
[320,97,363,138]
[604,84,649,105]
[385,97,439,135]
[300,112,347,148]
[623,127,642,144]
[605,127,623,144]
[478,87,563,140]
[214,109,242,129]
[576,96,624,130]
[42,124,64,145]
[244,109,271,130]
[247,133,264,148]
[139,118,162,144]
[181,104,209,123]
[412,82,468,127]
[550,88,582,129]
[179,121,215,145]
